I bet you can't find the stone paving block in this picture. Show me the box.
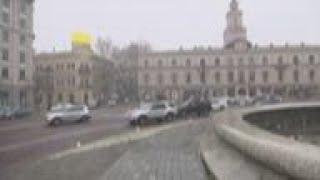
[100,120,210,180]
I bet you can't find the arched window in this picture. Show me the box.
[262,56,268,65]
[69,94,75,104]
[249,57,255,65]
[238,58,244,66]
[186,72,192,84]
[263,71,269,83]
[144,73,150,84]
[144,60,148,67]
[294,70,299,82]
[309,69,315,82]
[293,55,299,66]
[309,55,315,65]
[157,59,163,67]
[249,71,255,82]
[215,72,221,83]
[238,71,245,83]
[215,58,220,66]
[228,71,234,83]
[186,58,191,67]
[157,73,163,84]
[172,59,177,66]
[278,56,283,65]
[171,73,177,84]
[200,58,206,83]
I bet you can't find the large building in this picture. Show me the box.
[0,0,35,109]
[138,0,320,102]
[34,38,114,110]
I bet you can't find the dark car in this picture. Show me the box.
[177,98,212,118]
[0,106,32,120]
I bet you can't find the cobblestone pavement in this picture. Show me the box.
[101,119,210,180]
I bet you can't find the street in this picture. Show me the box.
[0,106,133,171]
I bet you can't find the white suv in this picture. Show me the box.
[211,97,228,111]
[127,101,178,126]
[46,104,91,126]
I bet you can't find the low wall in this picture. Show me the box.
[213,102,320,180]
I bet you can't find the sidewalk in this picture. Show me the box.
[101,119,210,180]
[1,119,212,180]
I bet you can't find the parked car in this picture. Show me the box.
[127,101,178,126]
[0,106,32,120]
[211,97,228,111]
[177,98,212,118]
[46,104,91,126]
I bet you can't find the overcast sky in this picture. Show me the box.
[34,0,320,52]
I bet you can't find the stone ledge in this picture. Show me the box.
[204,102,320,180]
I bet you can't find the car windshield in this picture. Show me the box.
[139,103,151,110]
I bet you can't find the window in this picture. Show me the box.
[71,63,75,70]
[2,48,8,61]
[3,0,9,8]
[215,72,221,83]
[200,59,206,83]
[278,56,283,65]
[20,1,27,14]
[1,67,8,79]
[238,71,245,83]
[309,69,315,82]
[144,73,149,84]
[171,73,177,84]
[172,59,177,66]
[293,55,299,66]
[309,55,315,65]
[238,58,243,66]
[20,19,26,28]
[228,71,234,83]
[157,59,163,67]
[228,58,234,66]
[262,56,268,65]
[186,72,192,84]
[58,93,63,102]
[249,57,255,66]
[249,71,255,82]
[20,35,26,45]
[2,29,8,42]
[19,90,27,107]
[263,71,269,83]
[157,73,163,84]
[278,70,284,82]
[215,58,220,66]
[294,70,299,82]
[20,52,25,63]
[20,69,26,80]
[2,12,9,24]
[186,58,191,67]
[144,60,148,67]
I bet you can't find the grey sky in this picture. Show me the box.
[34,0,320,52]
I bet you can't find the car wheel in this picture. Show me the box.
[50,118,62,126]
[166,113,174,121]
[137,116,147,126]
[79,116,90,123]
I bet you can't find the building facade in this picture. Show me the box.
[34,44,114,110]
[138,0,320,102]
[0,0,35,109]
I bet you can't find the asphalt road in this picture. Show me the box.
[0,107,133,171]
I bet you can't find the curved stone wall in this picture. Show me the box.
[213,102,320,180]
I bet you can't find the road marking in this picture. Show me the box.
[0,122,125,153]
[48,120,194,160]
